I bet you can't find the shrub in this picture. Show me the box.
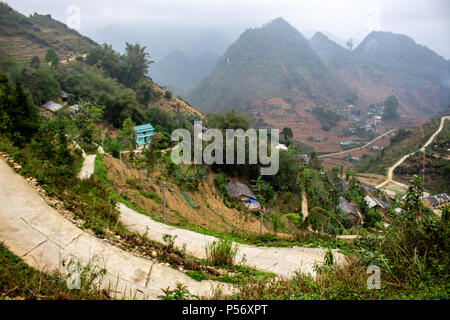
[205,239,238,267]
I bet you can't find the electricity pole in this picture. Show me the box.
[260,207,265,236]
[119,151,123,179]
[162,181,167,222]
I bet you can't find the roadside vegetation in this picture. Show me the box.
[0,243,107,300]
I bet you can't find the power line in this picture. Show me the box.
[350,0,444,86]
[313,0,445,89]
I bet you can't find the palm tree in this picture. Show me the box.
[122,43,154,88]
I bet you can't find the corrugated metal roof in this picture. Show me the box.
[226,180,256,199]
[42,101,64,112]
[134,124,154,132]
[338,196,360,219]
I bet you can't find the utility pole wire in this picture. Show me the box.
[313,0,445,88]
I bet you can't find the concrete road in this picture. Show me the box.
[78,154,96,180]
[0,159,230,299]
[377,116,449,189]
[119,203,345,279]
[319,129,396,159]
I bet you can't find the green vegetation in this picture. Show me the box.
[357,118,441,175]
[0,3,97,68]
[312,104,341,131]
[0,243,107,300]
[205,239,239,267]
[232,178,449,300]
[383,95,399,121]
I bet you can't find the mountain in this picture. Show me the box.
[185,28,231,59]
[149,50,219,95]
[149,29,231,95]
[186,18,349,115]
[0,3,98,62]
[351,31,450,116]
[310,32,355,70]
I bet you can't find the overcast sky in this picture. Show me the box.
[7,0,450,59]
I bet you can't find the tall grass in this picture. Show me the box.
[205,239,238,267]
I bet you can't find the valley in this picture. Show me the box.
[0,1,448,303]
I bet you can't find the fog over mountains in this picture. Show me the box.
[184,17,449,119]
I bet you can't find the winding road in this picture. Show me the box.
[118,203,344,279]
[0,159,230,299]
[376,116,449,189]
[319,129,396,159]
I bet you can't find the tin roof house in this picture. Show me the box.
[134,124,155,147]
[422,193,450,209]
[337,196,363,225]
[40,101,64,116]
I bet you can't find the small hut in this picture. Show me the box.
[226,180,261,211]
[40,101,64,116]
[337,196,362,225]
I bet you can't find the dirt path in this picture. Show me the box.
[0,159,230,299]
[78,154,96,180]
[319,129,396,159]
[376,116,449,189]
[118,203,345,279]
[302,191,309,220]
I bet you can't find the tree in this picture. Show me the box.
[118,117,136,151]
[30,56,40,68]
[76,103,105,144]
[270,211,284,236]
[121,43,153,88]
[144,132,162,173]
[383,95,399,120]
[0,75,39,145]
[19,66,61,105]
[45,48,59,66]
[402,175,425,218]
[281,127,293,143]
[137,80,158,106]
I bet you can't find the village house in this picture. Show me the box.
[134,124,155,147]
[422,193,450,209]
[226,180,261,211]
[61,90,69,103]
[364,195,387,214]
[340,141,354,147]
[68,104,80,114]
[275,143,288,151]
[40,101,64,116]
[312,136,323,142]
[361,183,379,195]
[337,196,362,225]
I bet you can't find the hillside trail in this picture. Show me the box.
[319,129,396,159]
[0,158,231,299]
[302,190,309,220]
[119,203,345,279]
[376,116,449,189]
[78,154,96,180]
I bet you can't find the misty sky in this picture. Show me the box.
[6,0,450,60]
